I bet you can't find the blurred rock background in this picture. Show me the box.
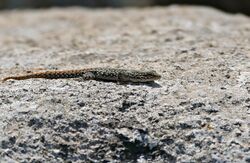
[0,0,249,15]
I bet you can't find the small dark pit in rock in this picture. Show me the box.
[179,101,189,106]
[40,135,45,143]
[22,88,28,92]
[178,122,193,129]
[180,50,188,54]
[118,100,137,112]
[161,137,174,145]
[225,74,230,79]
[116,133,157,161]
[245,157,250,162]
[202,105,219,113]
[176,143,186,154]
[1,136,16,149]
[232,100,240,105]
[158,112,164,116]
[220,124,232,132]
[51,98,62,104]
[77,101,85,107]
[164,38,172,42]
[69,120,88,130]
[185,132,196,141]
[102,118,119,129]
[54,144,76,160]
[28,117,44,129]
[150,29,158,34]
[190,102,205,110]
[55,114,63,120]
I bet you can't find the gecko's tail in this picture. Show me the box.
[2,70,86,82]
[2,73,46,82]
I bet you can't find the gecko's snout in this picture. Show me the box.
[155,73,162,79]
[153,73,161,80]
[147,70,161,80]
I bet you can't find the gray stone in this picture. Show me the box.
[0,6,249,162]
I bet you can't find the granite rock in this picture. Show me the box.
[0,6,249,162]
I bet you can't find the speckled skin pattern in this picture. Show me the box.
[2,68,161,82]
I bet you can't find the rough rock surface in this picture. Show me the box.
[0,6,249,162]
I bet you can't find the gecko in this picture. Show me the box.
[2,68,161,83]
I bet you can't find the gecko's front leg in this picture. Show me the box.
[79,72,95,81]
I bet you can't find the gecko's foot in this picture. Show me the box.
[73,72,95,82]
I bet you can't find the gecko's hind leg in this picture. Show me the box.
[74,72,95,82]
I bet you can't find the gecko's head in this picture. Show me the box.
[129,70,161,82]
[144,70,161,81]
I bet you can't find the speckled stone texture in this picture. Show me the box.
[0,6,249,163]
